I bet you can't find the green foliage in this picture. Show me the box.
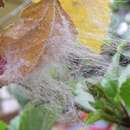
[0,121,8,130]
[111,0,130,12]
[101,78,118,97]
[74,81,95,111]
[9,105,57,130]
[8,84,29,107]
[120,78,130,108]
[86,50,130,128]
[9,116,20,130]
[87,113,101,124]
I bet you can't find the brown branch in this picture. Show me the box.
[0,0,4,8]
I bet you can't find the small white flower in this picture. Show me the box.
[117,22,128,36]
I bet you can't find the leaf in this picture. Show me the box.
[101,78,118,98]
[0,0,75,84]
[8,84,29,107]
[86,113,101,124]
[74,82,95,111]
[9,116,20,130]
[59,0,110,52]
[0,121,8,130]
[0,0,52,81]
[101,53,121,95]
[91,100,105,110]
[120,78,130,109]
[32,0,41,3]
[9,105,57,130]
[119,65,130,87]
[105,53,121,81]
[7,0,52,70]
[19,105,57,130]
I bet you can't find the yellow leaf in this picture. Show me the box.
[32,0,41,4]
[59,0,110,52]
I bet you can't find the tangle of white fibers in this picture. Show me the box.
[1,0,125,123]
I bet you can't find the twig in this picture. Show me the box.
[0,0,4,8]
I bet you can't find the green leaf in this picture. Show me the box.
[91,100,105,110]
[9,116,20,130]
[103,52,121,83]
[9,105,57,130]
[114,93,121,105]
[19,105,57,130]
[8,84,29,107]
[74,82,95,111]
[86,113,101,124]
[101,78,118,97]
[120,78,130,108]
[0,121,8,130]
[119,65,130,87]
